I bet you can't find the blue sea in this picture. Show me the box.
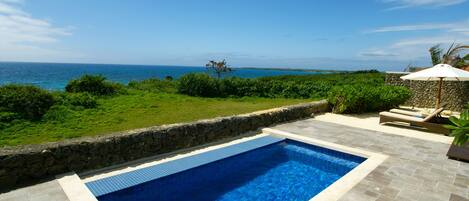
[0,62,326,90]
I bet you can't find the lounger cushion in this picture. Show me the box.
[379,111,424,122]
[389,109,428,117]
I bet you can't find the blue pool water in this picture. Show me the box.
[0,62,328,90]
[88,138,365,201]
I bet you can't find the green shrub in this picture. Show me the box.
[65,75,122,95]
[128,78,177,93]
[43,105,72,122]
[0,111,20,122]
[376,86,412,111]
[66,93,97,109]
[178,74,334,99]
[444,108,469,146]
[177,73,222,97]
[0,85,55,120]
[221,77,262,97]
[50,91,68,105]
[50,91,97,109]
[327,85,411,114]
[259,72,385,86]
[352,69,380,74]
[327,85,374,113]
[177,73,385,99]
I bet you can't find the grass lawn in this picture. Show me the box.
[0,90,310,146]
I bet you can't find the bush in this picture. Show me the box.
[259,72,385,86]
[65,75,122,95]
[221,77,263,97]
[177,73,222,97]
[43,105,72,122]
[0,85,55,120]
[176,73,386,99]
[0,111,20,122]
[444,108,469,146]
[128,78,177,93]
[352,69,380,74]
[66,93,97,109]
[164,76,173,81]
[377,86,412,111]
[327,85,411,114]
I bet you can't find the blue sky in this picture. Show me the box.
[0,0,468,70]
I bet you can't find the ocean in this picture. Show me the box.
[0,62,327,90]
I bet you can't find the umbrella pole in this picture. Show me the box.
[436,77,443,108]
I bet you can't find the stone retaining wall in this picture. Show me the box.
[385,72,469,111]
[0,100,329,189]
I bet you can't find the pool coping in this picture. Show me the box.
[56,173,98,201]
[58,131,387,201]
[263,128,388,201]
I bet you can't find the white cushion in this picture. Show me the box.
[389,109,427,118]
[380,111,424,122]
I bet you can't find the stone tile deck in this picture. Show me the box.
[1,116,468,201]
[271,118,469,201]
[0,180,69,201]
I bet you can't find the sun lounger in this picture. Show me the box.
[379,107,449,134]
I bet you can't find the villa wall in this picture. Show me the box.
[0,100,329,189]
[385,72,469,111]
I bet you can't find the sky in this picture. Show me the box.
[0,0,468,71]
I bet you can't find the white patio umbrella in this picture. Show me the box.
[400,64,469,108]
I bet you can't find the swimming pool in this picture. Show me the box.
[85,135,366,201]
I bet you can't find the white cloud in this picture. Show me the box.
[0,0,76,61]
[368,19,469,33]
[392,35,469,47]
[359,34,469,64]
[370,23,454,33]
[362,19,469,64]
[381,0,466,10]
[0,0,25,15]
[360,50,399,57]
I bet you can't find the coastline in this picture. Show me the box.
[0,61,347,73]
[236,66,348,73]
[0,62,337,90]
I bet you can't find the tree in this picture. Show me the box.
[205,59,232,78]
[429,45,442,66]
[454,55,466,68]
[164,75,173,81]
[442,43,469,67]
[428,43,469,68]
[463,54,469,61]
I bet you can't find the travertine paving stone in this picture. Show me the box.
[0,180,69,201]
[272,118,469,201]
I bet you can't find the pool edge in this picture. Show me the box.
[262,128,388,201]
[56,172,98,201]
[58,130,387,201]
